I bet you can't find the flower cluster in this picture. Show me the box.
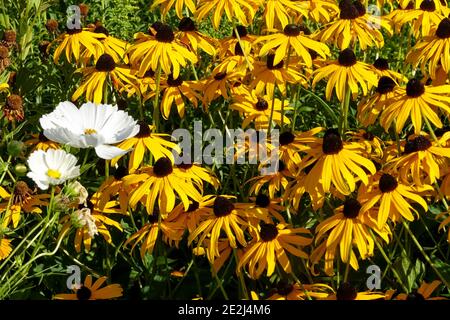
[0,0,449,300]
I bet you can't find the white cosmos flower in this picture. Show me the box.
[27,149,81,190]
[39,101,139,159]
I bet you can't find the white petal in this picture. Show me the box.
[27,172,49,190]
[95,144,131,159]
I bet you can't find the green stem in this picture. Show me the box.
[423,116,449,211]
[152,63,162,133]
[339,86,351,136]
[403,221,450,290]
[234,249,248,299]
[370,230,409,293]
[267,83,277,136]
[232,24,252,70]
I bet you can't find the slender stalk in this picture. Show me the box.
[280,47,292,130]
[267,83,277,136]
[211,263,229,300]
[234,249,248,299]
[423,116,449,210]
[343,240,352,282]
[403,221,450,289]
[370,230,409,293]
[232,24,252,71]
[152,63,162,133]
[392,121,402,155]
[339,87,351,136]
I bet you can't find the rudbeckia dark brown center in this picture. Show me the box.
[322,129,343,155]
[405,135,432,154]
[259,223,278,241]
[336,282,357,300]
[187,200,199,212]
[373,58,389,70]
[403,140,416,154]
[436,18,450,39]
[94,25,109,36]
[153,157,173,177]
[214,72,227,81]
[406,78,425,97]
[379,173,398,193]
[338,48,357,67]
[234,42,244,56]
[406,291,425,300]
[149,21,164,36]
[136,121,151,138]
[95,53,115,72]
[255,194,270,208]
[148,211,160,224]
[66,27,82,35]
[339,0,365,19]
[283,24,301,36]
[276,281,294,296]
[178,17,197,32]
[405,1,415,9]
[13,181,32,205]
[0,45,8,58]
[155,24,175,43]
[266,54,284,69]
[177,162,193,170]
[414,135,432,151]
[376,76,396,94]
[362,131,374,141]
[144,69,155,77]
[213,196,235,217]
[76,286,92,300]
[6,94,22,111]
[343,198,361,219]
[167,74,183,87]
[420,0,436,11]
[255,98,269,111]
[113,166,128,180]
[279,131,295,146]
[233,25,248,38]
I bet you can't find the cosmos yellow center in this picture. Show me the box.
[84,128,97,135]
[47,169,61,179]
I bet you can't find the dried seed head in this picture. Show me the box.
[3,30,16,43]
[46,19,59,33]
[78,3,89,16]
[0,45,8,59]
